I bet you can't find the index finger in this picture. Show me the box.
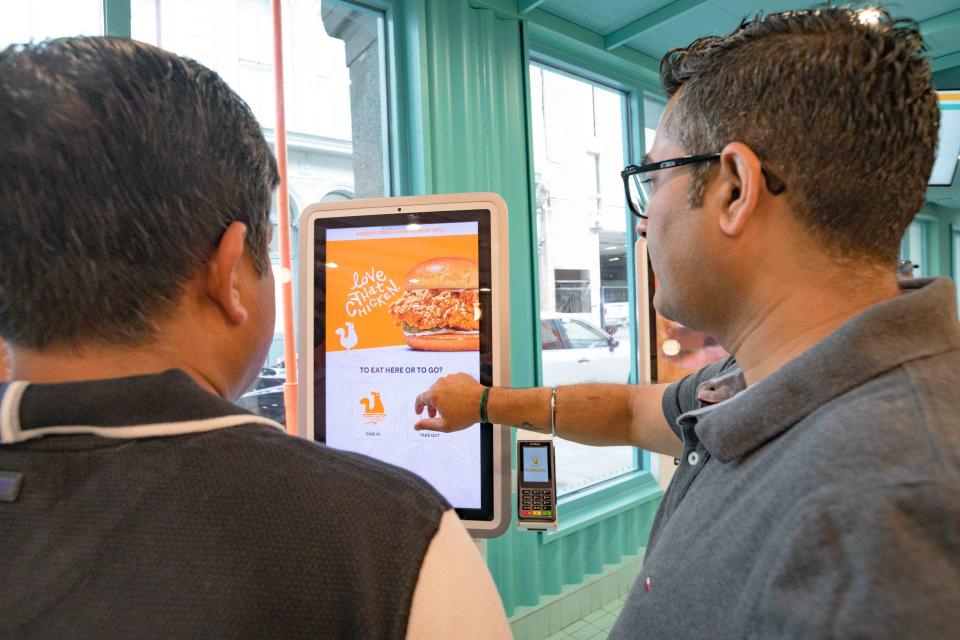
[415,415,450,432]
[415,389,432,415]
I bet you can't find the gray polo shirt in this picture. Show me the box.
[611,278,960,639]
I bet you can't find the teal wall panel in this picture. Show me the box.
[486,488,659,615]
[414,0,539,390]
[920,202,960,279]
[934,65,960,89]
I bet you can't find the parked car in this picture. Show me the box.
[253,366,285,391]
[237,365,287,424]
[236,384,286,425]
[541,314,631,386]
[601,301,630,335]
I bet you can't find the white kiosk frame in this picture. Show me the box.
[297,193,511,538]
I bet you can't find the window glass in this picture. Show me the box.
[133,0,390,422]
[554,269,592,313]
[530,62,638,495]
[900,220,927,277]
[0,0,103,47]
[541,320,564,351]
[561,319,609,349]
[644,94,666,153]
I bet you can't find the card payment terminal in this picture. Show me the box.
[517,440,557,530]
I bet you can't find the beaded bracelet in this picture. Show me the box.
[479,386,491,424]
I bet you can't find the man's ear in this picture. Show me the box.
[206,221,250,325]
[715,142,764,238]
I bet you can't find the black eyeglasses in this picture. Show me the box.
[621,153,787,219]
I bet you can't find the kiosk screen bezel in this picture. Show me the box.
[311,210,494,522]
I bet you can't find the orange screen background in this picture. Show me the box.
[325,233,478,352]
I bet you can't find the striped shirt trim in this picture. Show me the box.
[0,381,285,444]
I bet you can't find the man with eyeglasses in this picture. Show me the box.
[417,7,959,638]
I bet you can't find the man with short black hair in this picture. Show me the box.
[418,8,960,637]
[0,37,509,639]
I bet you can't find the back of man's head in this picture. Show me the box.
[659,7,938,264]
[0,37,279,350]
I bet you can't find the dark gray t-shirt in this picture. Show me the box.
[0,371,449,639]
[612,278,960,639]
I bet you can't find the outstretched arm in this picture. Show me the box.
[415,373,681,457]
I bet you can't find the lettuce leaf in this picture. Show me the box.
[402,322,444,333]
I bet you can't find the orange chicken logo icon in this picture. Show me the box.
[360,391,386,425]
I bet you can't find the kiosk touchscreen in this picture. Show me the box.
[298,194,511,538]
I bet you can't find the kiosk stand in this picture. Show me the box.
[298,193,511,538]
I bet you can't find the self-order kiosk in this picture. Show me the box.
[298,193,514,537]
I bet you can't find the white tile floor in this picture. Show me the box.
[542,595,625,640]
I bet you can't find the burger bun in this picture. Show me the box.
[405,257,478,290]
[403,332,479,352]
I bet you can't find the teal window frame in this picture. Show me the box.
[524,23,664,543]
[954,227,960,277]
[901,215,936,277]
[103,0,131,37]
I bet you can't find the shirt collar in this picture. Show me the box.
[0,369,284,445]
[687,278,960,462]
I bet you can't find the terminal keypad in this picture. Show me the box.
[520,488,554,519]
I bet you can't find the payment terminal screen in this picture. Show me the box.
[522,447,549,483]
[313,212,493,518]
